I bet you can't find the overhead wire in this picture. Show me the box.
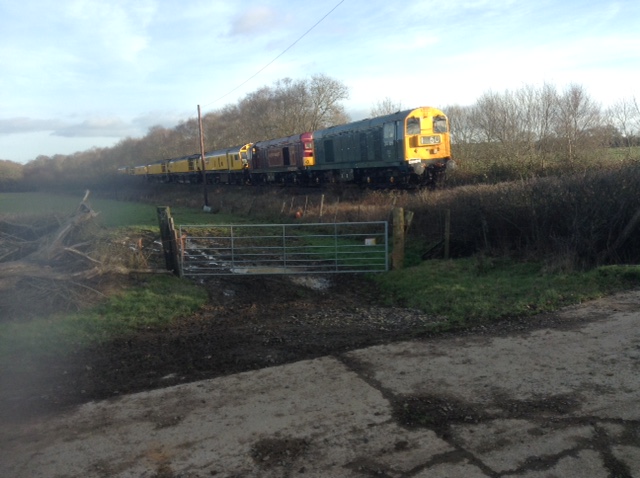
[201,0,345,109]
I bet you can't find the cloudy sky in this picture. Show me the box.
[1,0,638,164]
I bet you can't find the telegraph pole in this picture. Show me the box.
[197,104,210,209]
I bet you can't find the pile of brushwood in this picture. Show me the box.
[0,191,164,319]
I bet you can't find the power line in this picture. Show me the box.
[202,0,345,109]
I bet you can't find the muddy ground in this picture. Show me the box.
[0,273,444,423]
[0,267,606,429]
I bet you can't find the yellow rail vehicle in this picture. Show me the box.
[133,165,148,176]
[204,143,253,184]
[167,154,201,183]
[146,160,168,177]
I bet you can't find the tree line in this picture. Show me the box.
[1,76,639,191]
[446,83,640,182]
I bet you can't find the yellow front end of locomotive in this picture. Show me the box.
[404,107,451,164]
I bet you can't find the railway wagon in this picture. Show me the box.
[117,166,134,175]
[133,165,148,176]
[167,154,202,183]
[203,143,253,184]
[249,132,314,184]
[311,106,452,187]
[146,159,169,181]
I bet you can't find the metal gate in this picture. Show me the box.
[178,222,388,276]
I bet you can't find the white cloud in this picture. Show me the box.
[0,131,121,163]
[65,0,157,62]
[132,110,192,132]
[229,6,278,36]
[52,117,136,137]
[0,118,67,135]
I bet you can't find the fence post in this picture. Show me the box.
[444,209,451,260]
[391,207,405,270]
[157,206,181,276]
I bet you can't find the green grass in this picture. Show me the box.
[0,192,159,227]
[0,275,208,360]
[0,192,246,228]
[373,258,640,327]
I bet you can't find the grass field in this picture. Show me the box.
[0,191,241,228]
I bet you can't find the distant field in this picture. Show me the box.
[607,146,640,160]
[0,192,159,228]
[0,192,228,228]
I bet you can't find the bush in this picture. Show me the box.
[402,164,640,267]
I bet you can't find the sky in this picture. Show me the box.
[1,0,639,164]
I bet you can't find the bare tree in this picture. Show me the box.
[608,98,636,153]
[532,83,559,168]
[142,126,179,161]
[554,84,602,164]
[305,74,350,130]
[234,74,350,140]
[445,104,478,145]
[370,97,402,117]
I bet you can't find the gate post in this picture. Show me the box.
[157,206,181,276]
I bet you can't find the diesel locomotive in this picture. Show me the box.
[122,106,453,188]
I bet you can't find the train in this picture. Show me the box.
[120,106,453,188]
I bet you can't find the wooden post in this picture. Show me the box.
[391,207,405,270]
[157,206,181,276]
[444,209,451,260]
[404,210,414,234]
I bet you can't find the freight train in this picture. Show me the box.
[120,106,453,188]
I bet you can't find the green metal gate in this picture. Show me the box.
[178,222,388,276]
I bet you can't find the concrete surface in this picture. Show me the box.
[1,290,640,477]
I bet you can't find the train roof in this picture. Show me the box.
[253,133,310,149]
[314,106,445,138]
[203,143,253,157]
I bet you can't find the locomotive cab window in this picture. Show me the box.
[433,115,448,133]
[407,117,420,135]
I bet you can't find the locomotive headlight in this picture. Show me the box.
[420,135,441,145]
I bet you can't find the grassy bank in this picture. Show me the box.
[374,258,640,327]
[0,275,208,359]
